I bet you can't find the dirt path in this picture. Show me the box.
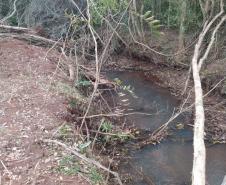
[0,38,88,185]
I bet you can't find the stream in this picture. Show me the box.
[107,71,226,185]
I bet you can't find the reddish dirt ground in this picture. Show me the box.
[0,38,89,185]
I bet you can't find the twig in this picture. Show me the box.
[78,111,158,119]
[182,66,192,95]
[91,119,104,151]
[31,160,40,185]
[83,129,131,137]
[0,160,10,174]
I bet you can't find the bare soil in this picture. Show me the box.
[0,38,89,185]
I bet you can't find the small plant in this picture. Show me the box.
[89,167,104,185]
[75,78,93,96]
[59,124,72,137]
[100,121,113,133]
[114,78,123,86]
[115,131,132,142]
[90,0,128,26]
[76,79,92,87]
[57,155,80,175]
[78,141,91,153]
[69,98,77,109]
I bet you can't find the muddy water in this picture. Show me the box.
[107,71,226,185]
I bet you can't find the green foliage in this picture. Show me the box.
[89,167,104,184]
[98,119,133,142]
[142,0,203,31]
[8,15,18,26]
[75,78,93,96]
[88,0,203,33]
[78,141,91,153]
[57,155,80,175]
[132,10,162,36]
[59,125,72,136]
[76,79,92,87]
[100,121,113,133]
[58,125,73,140]
[113,78,123,86]
[90,0,128,26]
[57,156,104,184]
[69,99,77,109]
[102,130,133,142]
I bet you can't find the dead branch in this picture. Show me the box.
[198,15,226,70]
[43,139,123,185]
[0,25,73,49]
[0,25,30,33]
[81,69,115,87]
[78,112,156,119]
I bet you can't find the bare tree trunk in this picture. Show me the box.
[191,37,206,185]
[191,1,225,184]
[131,0,142,39]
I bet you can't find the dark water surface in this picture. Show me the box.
[107,71,226,185]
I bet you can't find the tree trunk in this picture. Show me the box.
[176,0,186,63]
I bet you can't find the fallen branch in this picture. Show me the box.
[0,25,30,33]
[43,139,123,185]
[82,69,115,88]
[0,25,71,49]
[0,32,60,47]
[78,111,157,119]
